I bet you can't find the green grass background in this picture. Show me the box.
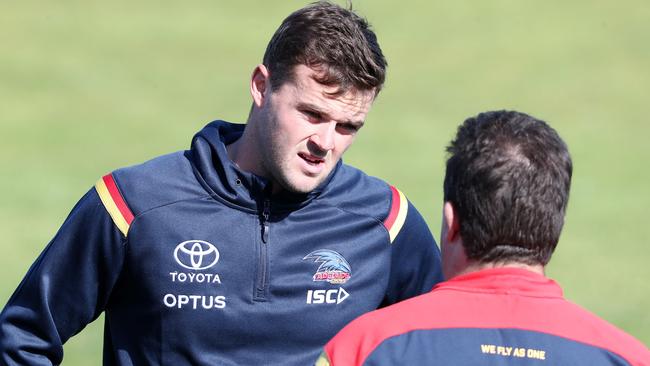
[1,0,648,363]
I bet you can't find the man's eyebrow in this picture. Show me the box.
[349,119,365,127]
[297,102,329,117]
[297,102,365,127]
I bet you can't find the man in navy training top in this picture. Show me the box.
[319,110,650,365]
[0,2,443,365]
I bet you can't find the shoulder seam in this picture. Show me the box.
[310,185,406,245]
[136,195,214,218]
[96,173,217,236]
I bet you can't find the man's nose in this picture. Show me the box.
[310,122,336,152]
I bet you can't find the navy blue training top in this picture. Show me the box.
[0,121,443,365]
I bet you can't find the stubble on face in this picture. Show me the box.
[257,66,374,194]
[259,109,298,193]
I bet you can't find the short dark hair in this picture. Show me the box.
[443,111,573,266]
[262,1,387,96]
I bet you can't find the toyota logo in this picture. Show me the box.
[174,240,220,270]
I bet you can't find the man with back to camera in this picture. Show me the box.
[0,2,443,365]
[318,110,650,365]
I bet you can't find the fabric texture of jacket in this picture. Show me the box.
[318,267,650,366]
[0,121,443,366]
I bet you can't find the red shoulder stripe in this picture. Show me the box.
[102,174,134,225]
[383,186,400,230]
[383,186,409,243]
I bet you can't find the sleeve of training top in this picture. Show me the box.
[381,188,443,306]
[0,188,126,365]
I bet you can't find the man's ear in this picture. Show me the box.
[443,201,460,243]
[250,64,270,108]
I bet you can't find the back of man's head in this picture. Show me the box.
[262,1,387,96]
[443,110,573,266]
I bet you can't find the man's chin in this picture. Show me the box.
[277,175,324,195]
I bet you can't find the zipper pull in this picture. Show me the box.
[261,199,270,243]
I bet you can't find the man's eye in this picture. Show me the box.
[303,110,321,121]
[337,123,359,133]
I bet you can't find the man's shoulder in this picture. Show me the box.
[328,163,389,195]
[98,150,210,216]
[558,299,650,364]
[322,163,408,223]
[324,290,438,363]
[346,289,437,333]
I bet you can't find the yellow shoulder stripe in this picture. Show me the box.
[95,174,133,237]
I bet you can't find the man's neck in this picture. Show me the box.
[226,126,259,174]
[226,126,284,194]
[453,262,545,279]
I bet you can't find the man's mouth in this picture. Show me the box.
[298,153,325,166]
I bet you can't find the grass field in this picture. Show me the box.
[1,0,648,363]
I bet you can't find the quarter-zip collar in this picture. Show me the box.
[189,120,338,212]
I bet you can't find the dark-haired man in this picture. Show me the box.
[318,111,650,365]
[0,2,442,365]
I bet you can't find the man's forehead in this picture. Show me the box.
[289,67,374,112]
[289,65,373,96]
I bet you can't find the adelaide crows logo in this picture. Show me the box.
[303,249,351,284]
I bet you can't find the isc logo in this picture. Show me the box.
[306,288,349,304]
